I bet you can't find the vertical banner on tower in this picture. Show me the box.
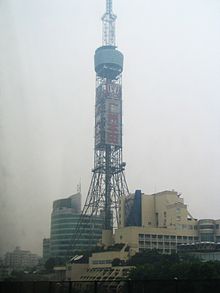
[105,98,122,146]
[95,85,104,148]
[95,83,122,149]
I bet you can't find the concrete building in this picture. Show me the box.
[114,190,220,254]
[4,247,40,270]
[50,193,104,260]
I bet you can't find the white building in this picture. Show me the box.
[4,247,40,270]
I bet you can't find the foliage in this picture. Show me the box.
[129,250,220,280]
[44,257,65,272]
[112,258,121,266]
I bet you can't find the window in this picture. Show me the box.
[199,225,214,229]
[200,233,214,242]
[216,236,220,242]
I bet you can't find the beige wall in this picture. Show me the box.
[114,225,198,254]
[115,226,197,242]
[66,263,89,281]
[142,195,155,227]
[89,250,129,268]
[120,190,197,230]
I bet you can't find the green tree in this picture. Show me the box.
[129,250,220,280]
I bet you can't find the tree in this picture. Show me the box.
[129,250,220,280]
[44,257,64,272]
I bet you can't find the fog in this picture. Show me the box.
[0,0,220,256]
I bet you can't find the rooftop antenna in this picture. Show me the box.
[77,180,81,193]
[102,0,117,46]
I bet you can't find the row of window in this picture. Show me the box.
[139,241,177,247]
[51,219,80,225]
[139,234,198,240]
[51,239,99,248]
[51,234,101,245]
[139,248,175,253]
[52,214,103,222]
[51,222,103,229]
[51,217,104,225]
[138,234,198,244]
[92,260,112,265]
[50,233,101,240]
[51,228,102,234]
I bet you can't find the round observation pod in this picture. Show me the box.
[94,45,123,79]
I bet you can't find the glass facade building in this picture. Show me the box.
[50,193,103,260]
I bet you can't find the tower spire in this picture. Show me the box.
[102,0,117,46]
[68,0,128,257]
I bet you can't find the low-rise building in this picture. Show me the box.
[4,247,40,271]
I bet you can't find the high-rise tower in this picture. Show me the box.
[69,0,128,254]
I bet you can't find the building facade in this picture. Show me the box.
[50,193,104,260]
[115,190,220,254]
[42,238,50,263]
[4,247,40,270]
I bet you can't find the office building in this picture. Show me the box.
[50,193,104,260]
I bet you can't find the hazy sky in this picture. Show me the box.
[0,0,220,256]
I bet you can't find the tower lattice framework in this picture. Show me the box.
[69,0,128,255]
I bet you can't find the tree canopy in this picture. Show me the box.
[129,249,220,280]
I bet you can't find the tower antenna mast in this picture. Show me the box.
[102,0,117,46]
[68,0,128,257]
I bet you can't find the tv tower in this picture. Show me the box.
[69,0,128,254]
